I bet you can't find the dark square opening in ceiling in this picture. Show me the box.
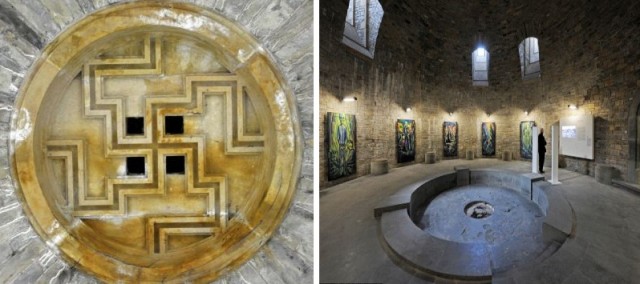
[166,155,185,174]
[126,117,144,135]
[126,157,146,176]
[165,116,184,135]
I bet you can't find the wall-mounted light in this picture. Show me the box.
[568,104,577,110]
[342,96,357,102]
[524,111,529,116]
[406,107,412,112]
[448,112,453,117]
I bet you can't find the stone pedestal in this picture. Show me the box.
[466,150,474,160]
[501,151,511,161]
[425,152,436,164]
[595,164,616,185]
[371,159,389,175]
[532,126,539,173]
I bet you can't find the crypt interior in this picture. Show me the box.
[320,0,640,283]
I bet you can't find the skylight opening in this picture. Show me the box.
[472,47,490,86]
[342,0,384,59]
[519,37,541,80]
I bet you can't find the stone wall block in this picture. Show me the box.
[4,0,61,41]
[266,238,313,283]
[39,0,84,28]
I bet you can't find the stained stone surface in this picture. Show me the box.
[419,185,544,244]
[418,185,546,272]
[0,0,312,283]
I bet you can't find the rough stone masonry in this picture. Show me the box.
[320,0,640,188]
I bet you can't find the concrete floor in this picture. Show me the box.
[320,159,640,283]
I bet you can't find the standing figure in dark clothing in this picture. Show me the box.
[538,128,547,173]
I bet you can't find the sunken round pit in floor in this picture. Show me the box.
[417,186,545,257]
[464,200,495,219]
[375,168,575,282]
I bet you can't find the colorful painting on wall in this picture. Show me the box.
[396,119,416,163]
[520,121,536,159]
[481,122,496,156]
[327,112,357,181]
[443,121,458,157]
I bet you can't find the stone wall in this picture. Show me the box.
[0,0,312,283]
[320,0,640,188]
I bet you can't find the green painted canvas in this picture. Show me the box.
[520,121,535,159]
[396,119,416,163]
[481,122,496,156]
[327,112,357,180]
[443,121,458,157]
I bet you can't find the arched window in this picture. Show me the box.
[342,0,384,59]
[472,48,489,86]
[519,37,541,79]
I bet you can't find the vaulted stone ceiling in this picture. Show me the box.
[320,0,640,187]
[363,0,638,87]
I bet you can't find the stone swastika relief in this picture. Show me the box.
[11,3,300,282]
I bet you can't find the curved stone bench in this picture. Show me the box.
[374,168,575,281]
[380,210,492,281]
[370,159,389,175]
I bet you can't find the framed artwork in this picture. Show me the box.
[443,121,458,157]
[520,121,536,159]
[481,122,496,156]
[396,119,416,163]
[327,112,357,180]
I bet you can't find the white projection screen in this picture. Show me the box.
[559,114,594,160]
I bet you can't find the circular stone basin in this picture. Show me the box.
[464,201,494,219]
[377,169,574,281]
[418,185,544,246]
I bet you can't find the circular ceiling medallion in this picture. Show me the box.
[10,2,301,282]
